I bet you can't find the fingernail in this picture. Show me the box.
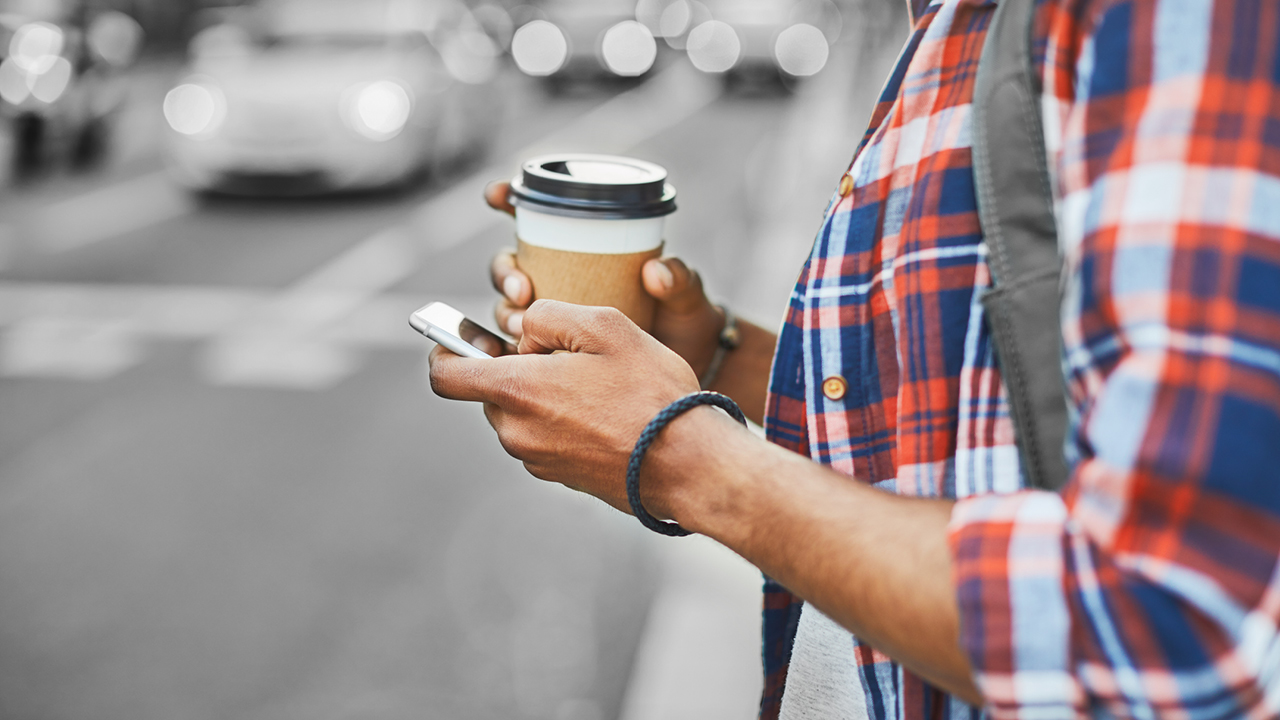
[506,312,524,336]
[653,262,674,290]
[503,275,522,302]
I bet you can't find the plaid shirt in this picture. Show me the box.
[760,0,1280,718]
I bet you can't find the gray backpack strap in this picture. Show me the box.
[971,0,1069,491]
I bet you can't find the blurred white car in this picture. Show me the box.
[509,0,659,89]
[164,0,503,195]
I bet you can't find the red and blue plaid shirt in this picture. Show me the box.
[760,0,1280,717]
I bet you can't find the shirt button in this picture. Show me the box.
[822,375,848,401]
[838,174,854,197]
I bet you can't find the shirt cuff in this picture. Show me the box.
[948,491,1085,718]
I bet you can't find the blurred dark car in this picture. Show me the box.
[509,0,658,90]
[685,0,839,88]
[163,0,504,195]
[0,0,143,178]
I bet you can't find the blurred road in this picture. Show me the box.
[0,11,906,720]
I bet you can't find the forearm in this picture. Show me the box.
[704,319,775,426]
[642,407,981,704]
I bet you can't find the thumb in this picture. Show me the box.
[642,258,708,315]
[484,181,515,216]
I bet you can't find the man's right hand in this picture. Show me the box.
[484,181,726,380]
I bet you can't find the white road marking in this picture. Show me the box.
[618,535,763,720]
[201,228,420,389]
[0,280,496,382]
[1,317,143,380]
[201,337,358,390]
[0,282,259,338]
[36,171,195,253]
[0,282,488,346]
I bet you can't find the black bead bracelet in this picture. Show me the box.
[626,391,748,537]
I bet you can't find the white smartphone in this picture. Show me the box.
[409,302,516,359]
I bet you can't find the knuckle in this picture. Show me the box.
[589,306,632,338]
[526,298,555,319]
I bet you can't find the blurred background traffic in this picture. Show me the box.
[4,0,854,192]
[0,0,907,718]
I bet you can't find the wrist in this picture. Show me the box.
[637,404,756,537]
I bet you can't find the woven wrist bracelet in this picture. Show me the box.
[626,391,748,537]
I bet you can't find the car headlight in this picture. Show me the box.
[511,20,568,76]
[342,81,413,141]
[774,24,828,77]
[686,21,740,73]
[601,20,657,77]
[164,80,227,137]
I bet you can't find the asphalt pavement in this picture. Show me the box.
[0,14,907,719]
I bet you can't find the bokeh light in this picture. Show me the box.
[164,82,225,137]
[87,11,144,67]
[658,0,691,38]
[0,59,30,105]
[774,24,829,77]
[9,22,64,74]
[442,28,501,85]
[601,21,657,77]
[511,20,568,77]
[346,81,413,141]
[685,20,740,73]
[28,56,70,103]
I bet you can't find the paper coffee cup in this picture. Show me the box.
[509,154,677,331]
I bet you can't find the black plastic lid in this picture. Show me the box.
[508,154,677,220]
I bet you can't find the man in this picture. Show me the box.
[430,0,1280,716]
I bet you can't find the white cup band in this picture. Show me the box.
[515,207,666,254]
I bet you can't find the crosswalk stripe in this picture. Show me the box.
[1,316,144,380]
[0,281,496,385]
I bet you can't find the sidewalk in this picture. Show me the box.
[617,9,911,717]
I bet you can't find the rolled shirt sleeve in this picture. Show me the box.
[949,0,1280,716]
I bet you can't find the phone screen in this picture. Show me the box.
[413,303,516,357]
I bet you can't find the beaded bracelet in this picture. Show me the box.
[625,391,748,537]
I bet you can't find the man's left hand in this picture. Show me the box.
[428,299,701,515]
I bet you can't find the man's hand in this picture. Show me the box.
[484,181,725,380]
[428,299,701,515]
